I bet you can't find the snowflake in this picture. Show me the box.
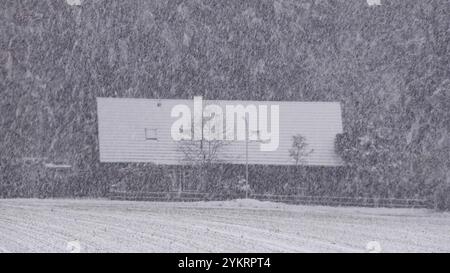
[367,0,381,6]
[66,0,82,6]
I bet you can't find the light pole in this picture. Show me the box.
[243,116,249,199]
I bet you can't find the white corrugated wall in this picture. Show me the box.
[97,97,343,166]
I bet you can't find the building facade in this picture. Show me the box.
[97,97,343,166]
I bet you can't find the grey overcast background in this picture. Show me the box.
[0,0,449,252]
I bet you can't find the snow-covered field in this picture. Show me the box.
[0,198,449,253]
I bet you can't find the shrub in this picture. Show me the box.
[433,183,450,211]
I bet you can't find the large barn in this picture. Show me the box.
[97,97,344,194]
[97,97,343,166]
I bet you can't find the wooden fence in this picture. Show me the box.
[109,190,431,209]
[250,193,430,208]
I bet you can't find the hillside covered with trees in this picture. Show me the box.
[0,0,449,206]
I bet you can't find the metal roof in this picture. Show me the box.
[97,97,344,166]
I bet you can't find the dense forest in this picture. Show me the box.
[0,0,449,207]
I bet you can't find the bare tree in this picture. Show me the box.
[177,139,228,192]
[176,113,228,192]
[178,139,225,163]
[287,134,313,195]
[289,134,313,166]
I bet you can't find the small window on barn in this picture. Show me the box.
[145,128,158,140]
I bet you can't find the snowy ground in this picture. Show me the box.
[0,198,449,253]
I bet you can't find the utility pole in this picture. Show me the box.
[244,116,249,199]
